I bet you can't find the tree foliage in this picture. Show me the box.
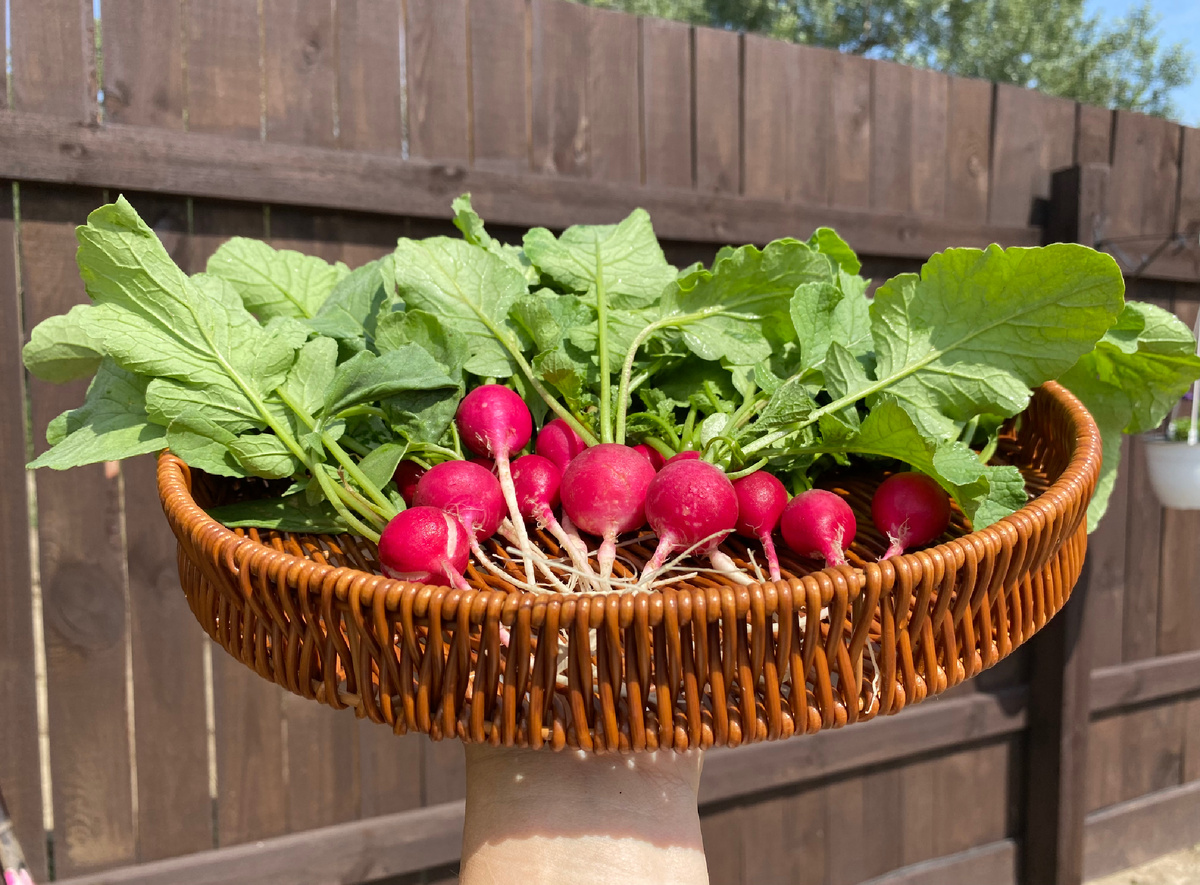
[575,0,1193,119]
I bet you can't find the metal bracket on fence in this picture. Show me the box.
[1095,224,1200,278]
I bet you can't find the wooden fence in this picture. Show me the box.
[0,1,1199,883]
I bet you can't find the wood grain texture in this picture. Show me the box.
[22,185,135,878]
[1185,697,1200,784]
[932,740,1012,857]
[0,2,5,108]
[101,0,185,129]
[861,839,1018,885]
[1087,713,1125,812]
[0,182,47,880]
[745,784,828,885]
[790,43,836,205]
[468,0,528,173]
[1158,508,1200,654]
[1084,779,1200,881]
[1090,649,1200,713]
[871,61,950,215]
[1123,433,1165,662]
[10,0,94,120]
[945,77,992,225]
[693,26,739,194]
[1179,127,1200,236]
[530,0,590,176]
[1087,436,1129,668]
[358,728,424,818]
[1107,111,1181,241]
[1119,701,1185,803]
[587,6,640,184]
[828,51,872,210]
[898,756,938,867]
[828,769,902,884]
[186,0,263,140]
[263,0,337,147]
[988,85,1076,226]
[336,0,403,153]
[641,17,692,189]
[405,0,469,163]
[1076,104,1113,165]
[699,805,743,885]
[741,34,792,201]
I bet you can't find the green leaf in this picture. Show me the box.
[451,193,538,284]
[523,209,676,309]
[374,309,469,382]
[30,360,167,469]
[866,244,1125,440]
[699,412,731,449]
[322,345,457,418]
[305,257,393,348]
[757,378,817,429]
[808,227,861,275]
[384,389,461,446]
[23,304,107,383]
[533,348,589,414]
[392,237,526,377]
[164,410,245,478]
[207,237,349,319]
[567,303,649,368]
[227,432,303,480]
[281,337,339,420]
[206,493,348,534]
[358,442,407,490]
[1060,300,1200,529]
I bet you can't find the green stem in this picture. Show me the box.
[312,465,382,543]
[624,412,681,449]
[596,258,613,444]
[336,404,387,420]
[339,435,371,457]
[681,406,698,450]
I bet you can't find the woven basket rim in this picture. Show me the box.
[157,380,1102,618]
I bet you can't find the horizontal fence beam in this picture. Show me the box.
[1089,648,1200,714]
[0,110,1041,257]
[1083,778,1200,880]
[861,839,1019,885]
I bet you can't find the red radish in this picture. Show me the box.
[665,450,700,465]
[456,384,537,585]
[780,489,856,568]
[378,506,471,590]
[872,472,951,560]
[733,471,789,582]
[393,460,426,506]
[468,456,497,473]
[413,460,504,540]
[535,417,587,473]
[632,443,665,471]
[510,454,562,521]
[641,460,739,579]
[561,443,656,579]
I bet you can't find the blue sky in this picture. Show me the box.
[1087,0,1200,125]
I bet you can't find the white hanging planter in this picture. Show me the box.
[1143,436,1200,510]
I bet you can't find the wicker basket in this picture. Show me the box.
[157,382,1100,753]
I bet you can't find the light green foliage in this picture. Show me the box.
[207,237,349,319]
[571,0,1193,119]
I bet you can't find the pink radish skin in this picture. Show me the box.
[561,443,656,579]
[413,461,505,540]
[378,506,471,590]
[393,460,426,506]
[642,460,739,578]
[535,418,587,473]
[510,454,562,521]
[665,450,700,465]
[733,471,789,582]
[456,384,537,585]
[632,444,666,471]
[872,472,951,560]
[780,489,856,568]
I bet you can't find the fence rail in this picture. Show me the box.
[1,0,1200,883]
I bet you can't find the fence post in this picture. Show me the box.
[1022,163,1109,885]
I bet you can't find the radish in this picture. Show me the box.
[560,443,656,579]
[872,472,951,560]
[393,460,426,506]
[413,460,505,541]
[665,450,700,465]
[780,489,856,568]
[733,471,788,582]
[378,506,471,591]
[456,384,537,585]
[510,454,562,520]
[641,459,740,581]
[632,443,665,471]
[535,417,587,473]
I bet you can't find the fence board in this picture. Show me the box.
[693,27,739,195]
[335,0,403,153]
[791,45,837,206]
[1088,436,1129,668]
[1076,105,1113,165]
[530,0,589,177]
[185,0,262,140]
[741,34,792,201]
[699,805,743,885]
[899,757,937,867]
[10,0,94,121]
[641,18,691,189]
[0,4,5,109]
[263,0,337,148]
[358,728,424,819]
[1123,431,1164,662]
[101,0,185,130]
[1107,112,1181,241]
[1185,698,1200,784]
[829,52,872,210]
[423,739,468,807]
[1087,714,1124,812]
[587,7,640,184]
[1179,127,1200,236]
[945,77,991,225]
[0,181,46,880]
[932,740,1013,857]
[989,85,1075,227]
[21,184,136,879]
[468,0,528,173]
[871,63,949,217]
[1117,701,1185,803]
[405,0,469,163]
[828,769,902,884]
